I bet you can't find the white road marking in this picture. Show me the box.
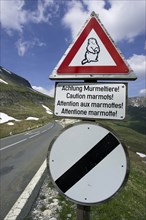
[0,139,27,151]
[24,131,40,136]
[0,124,54,151]
[41,129,48,133]
[4,159,47,220]
[29,133,40,139]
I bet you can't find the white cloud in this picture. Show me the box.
[102,0,145,42]
[32,86,54,97]
[62,1,88,39]
[16,38,46,56]
[0,0,27,33]
[0,0,59,34]
[62,0,146,42]
[1,0,145,43]
[29,0,52,24]
[16,39,29,56]
[127,54,146,78]
[139,89,146,96]
[1,0,58,55]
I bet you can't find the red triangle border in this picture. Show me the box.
[57,17,129,75]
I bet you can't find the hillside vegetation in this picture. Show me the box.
[0,84,54,138]
[0,67,54,138]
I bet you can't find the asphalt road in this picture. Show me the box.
[0,122,62,220]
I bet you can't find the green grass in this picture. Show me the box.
[23,217,33,220]
[0,101,54,138]
[98,120,146,154]
[0,117,54,138]
[0,84,54,138]
[57,195,76,220]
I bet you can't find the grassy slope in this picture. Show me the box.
[0,83,54,138]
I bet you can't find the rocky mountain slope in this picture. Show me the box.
[0,66,31,88]
[0,67,53,106]
[0,66,52,106]
[128,96,146,107]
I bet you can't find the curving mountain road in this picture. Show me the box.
[0,122,62,219]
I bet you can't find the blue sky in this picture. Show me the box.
[0,0,146,97]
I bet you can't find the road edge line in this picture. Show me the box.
[4,159,47,220]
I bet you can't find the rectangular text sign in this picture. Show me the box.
[54,83,127,120]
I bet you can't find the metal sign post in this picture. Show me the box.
[48,11,136,220]
[77,205,90,220]
[76,80,94,220]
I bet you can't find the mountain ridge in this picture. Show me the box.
[1,66,145,107]
[0,66,32,88]
[0,66,53,105]
[128,96,146,107]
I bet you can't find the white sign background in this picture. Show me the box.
[54,83,127,120]
[70,29,116,67]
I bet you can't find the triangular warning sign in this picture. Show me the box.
[50,12,136,80]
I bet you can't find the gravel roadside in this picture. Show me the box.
[29,175,59,220]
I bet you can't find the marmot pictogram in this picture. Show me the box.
[81,38,100,65]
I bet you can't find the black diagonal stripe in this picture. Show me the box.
[55,132,119,193]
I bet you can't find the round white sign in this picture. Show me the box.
[48,122,129,205]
